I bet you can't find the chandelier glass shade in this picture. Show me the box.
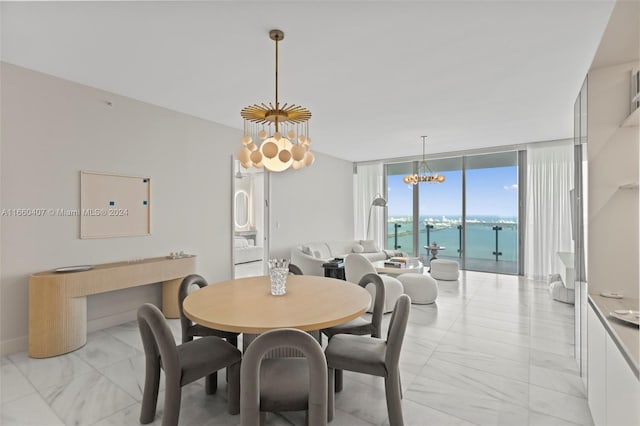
[238,29,314,172]
[403,136,445,185]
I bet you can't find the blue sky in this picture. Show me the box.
[387,166,518,217]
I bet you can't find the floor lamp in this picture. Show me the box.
[366,194,387,240]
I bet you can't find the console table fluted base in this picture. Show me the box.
[28,256,196,358]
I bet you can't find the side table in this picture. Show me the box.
[322,261,345,280]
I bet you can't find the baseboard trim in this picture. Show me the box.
[87,309,138,333]
[0,310,139,357]
[0,336,28,357]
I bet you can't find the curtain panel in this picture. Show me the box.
[525,142,574,280]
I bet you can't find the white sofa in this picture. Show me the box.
[234,237,263,265]
[290,240,401,276]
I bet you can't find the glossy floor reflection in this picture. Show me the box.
[1,271,592,425]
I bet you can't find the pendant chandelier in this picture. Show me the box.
[237,29,314,172]
[403,136,445,184]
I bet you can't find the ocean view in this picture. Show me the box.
[386,215,518,262]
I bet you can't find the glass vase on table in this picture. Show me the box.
[268,258,289,296]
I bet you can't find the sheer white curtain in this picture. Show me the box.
[525,142,574,280]
[354,163,385,249]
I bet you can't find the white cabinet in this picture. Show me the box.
[588,304,640,426]
[588,306,607,426]
[606,334,640,426]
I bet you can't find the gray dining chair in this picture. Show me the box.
[137,303,242,426]
[179,274,240,391]
[325,294,411,426]
[179,274,239,346]
[240,328,327,426]
[288,263,303,275]
[322,273,385,340]
[321,273,385,391]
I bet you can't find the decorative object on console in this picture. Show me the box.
[238,29,314,172]
[403,136,445,184]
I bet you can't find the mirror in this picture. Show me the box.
[234,190,249,229]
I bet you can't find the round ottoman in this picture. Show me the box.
[430,259,459,281]
[397,273,438,304]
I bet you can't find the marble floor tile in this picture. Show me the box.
[529,384,594,425]
[381,398,477,426]
[100,354,166,402]
[431,344,529,383]
[406,307,459,331]
[75,330,143,369]
[464,304,532,324]
[1,393,64,426]
[404,322,449,343]
[405,374,529,426]
[529,365,586,398]
[334,377,390,426]
[529,335,575,357]
[529,348,580,375]
[530,321,574,343]
[529,411,588,426]
[455,312,531,335]
[8,351,94,391]
[282,407,375,426]
[103,320,145,351]
[439,329,531,363]
[1,362,36,403]
[40,370,137,425]
[417,358,529,408]
[448,321,531,348]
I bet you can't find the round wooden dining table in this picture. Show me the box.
[183,275,371,334]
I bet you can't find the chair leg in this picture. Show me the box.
[384,371,404,426]
[259,411,266,426]
[205,371,218,395]
[162,382,182,426]
[335,369,343,392]
[327,367,335,422]
[226,336,238,383]
[140,356,161,424]
[227,361,240,415]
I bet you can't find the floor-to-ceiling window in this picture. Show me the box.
[386,163,414,254]
[385,150,521,274]
[464,152,519,274]
[418,157,463,263]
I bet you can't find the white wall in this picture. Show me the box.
[0,63,355,355]
[587,60,639,300]
[269,154,354,258]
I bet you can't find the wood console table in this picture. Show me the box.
[28,256,196,358]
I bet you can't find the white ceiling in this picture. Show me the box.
[1,1,616,162]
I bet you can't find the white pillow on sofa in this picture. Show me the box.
[352,244,364,253]
[360,240,379,253]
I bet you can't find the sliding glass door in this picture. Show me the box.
[384,150,521,274]
[464,152,519,274]
[418,158,463,263]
